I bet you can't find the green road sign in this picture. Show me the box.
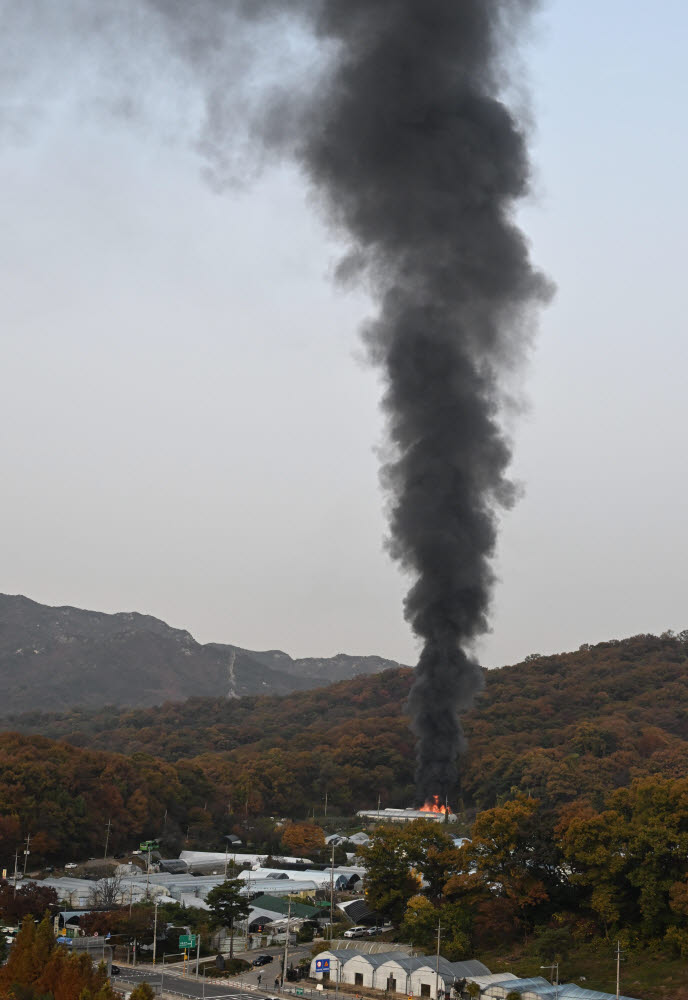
[179,935,196,948]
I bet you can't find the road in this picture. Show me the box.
[116,944,312,1000]
[116,966,274,1000]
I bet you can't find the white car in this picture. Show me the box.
[343,926,368,939]
[65,863,78,870]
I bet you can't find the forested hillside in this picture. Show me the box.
[1,632,688,864]
[4,631,688,815]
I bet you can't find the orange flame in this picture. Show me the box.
[419,795,449,814]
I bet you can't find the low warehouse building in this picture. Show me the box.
[309,951,489,996]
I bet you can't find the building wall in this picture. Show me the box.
[344,955,377,988]
[409,968,453,998]
[309,952,346,982]
[374,959,415,994]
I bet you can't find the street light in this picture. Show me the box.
[162,951,185,995]
[540,964,559,1000]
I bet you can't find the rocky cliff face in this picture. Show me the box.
[0,594,404,712]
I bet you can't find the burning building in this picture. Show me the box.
[356,802,457,825]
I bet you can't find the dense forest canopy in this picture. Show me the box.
[1,632,687,864]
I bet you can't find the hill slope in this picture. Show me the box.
[0,593,404,712]
[4,630,688,816]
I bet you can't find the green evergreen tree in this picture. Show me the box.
[206,878,250,959]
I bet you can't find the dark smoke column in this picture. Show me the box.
[299,1,549,802]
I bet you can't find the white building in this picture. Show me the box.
[356,808,458,825]
[309,951,489,996]
[179,850,312,868]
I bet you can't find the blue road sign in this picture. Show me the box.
[315,959,330,971]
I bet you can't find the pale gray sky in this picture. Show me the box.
[2,1,687,667]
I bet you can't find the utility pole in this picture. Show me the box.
[13,849,19,896]
[615,941,623,1000]
[153,901,159,965]
[324,790,328,818]
[435,919,441,1000]
[196,934,201,977]
[282,898,292,986]
[145,844,152,898]
[22,833,31,875]
[377,794,381,820]
[330,841,335,938]
[104,818,111,859]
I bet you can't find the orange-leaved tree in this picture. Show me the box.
[0,914,118,1000]
[280,823,325,858]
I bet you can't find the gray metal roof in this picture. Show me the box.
[491,979,555,993]
[559,987,639,1000]
[412,957,467,978]
[347,952,407,969]
[449,960,491,978]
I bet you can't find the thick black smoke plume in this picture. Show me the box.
[291,1,550,802]
[3,0,549,804]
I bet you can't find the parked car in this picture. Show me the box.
[343,926,368,939]
[252,955,274,966]
[363,926,380,936]
[110,966,121,976]
[65,864,78,870]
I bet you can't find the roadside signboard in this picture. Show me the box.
[315,960,330,972]
[179,934,196,949]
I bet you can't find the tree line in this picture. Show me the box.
[363,780,688,959]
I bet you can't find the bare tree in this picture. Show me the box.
[88,868,127,907]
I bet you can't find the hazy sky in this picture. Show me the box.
[2,1,687,668]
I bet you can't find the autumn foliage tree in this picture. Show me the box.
[280,823,325,858]
[361,822,460,927]
[556,776,688,943]
[0,914,119,1000]
[0,881,58,924]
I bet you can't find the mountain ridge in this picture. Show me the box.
[0,592,406,712]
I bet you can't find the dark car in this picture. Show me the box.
[252,955,274,966]
[110,966,121,976]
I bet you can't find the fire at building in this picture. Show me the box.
[356,799,457,825]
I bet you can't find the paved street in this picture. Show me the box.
[117,966,269,1000]
[116,943,312,1000]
